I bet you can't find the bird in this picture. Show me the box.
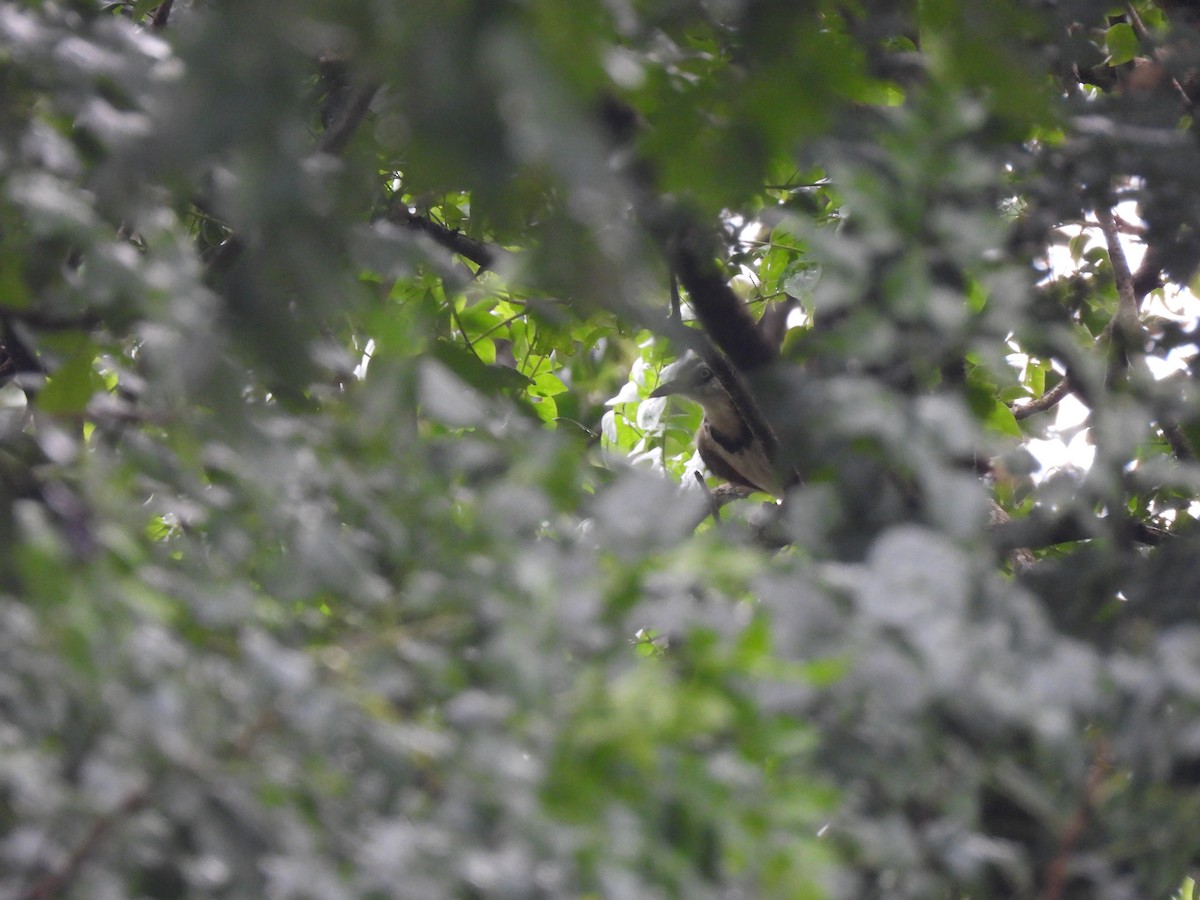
[649,354,781,496]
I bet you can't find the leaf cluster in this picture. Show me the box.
[4,1,1200,898]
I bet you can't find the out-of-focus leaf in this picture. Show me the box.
[1105,22,1140,66]
[6,2,1200,898]
[430,340,531,395]
[38,336,101,414]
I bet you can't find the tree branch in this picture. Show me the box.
[1096,205,1145,377]
[315,82,379,156]
[662,215,777,373]
[1037,740,1111,900]
[1131,244,1163,298]
[0,308,101,332]
[202,74,381,281]
[1097,206,1196,458]
[19,788,149,900]
[989,506,1169,555]
[151,0,173,29]
[0,317,44,376]
[387,205,501,273]
[1160,421,1196,461]
[1013,374,1074,421]
[1125,2,1196,110]
[593,95,777,374]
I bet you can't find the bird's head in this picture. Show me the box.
[648,355,726,405]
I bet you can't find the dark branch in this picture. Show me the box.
[989,506,1169,555]
[1037,741,1111,900]
[151,0,173,29]
[1161,421,1196,461]
[0,317,45,376]
[755,294,798,352]
[598,97,786,484]
[202,76,381,280]
[1013,375,1074,421]
[316,82,379,156]
[19,788,149,900]
[0,308,101,332]
[1125,2,1196,110]
[593,96,776,373]
[664,218,776,373]
[1097,206,1195,458]
[1131,245,1164,298]
[388,205,500,272]
[1096,205,1145,375]
[1,315,45,402]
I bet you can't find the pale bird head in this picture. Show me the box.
[648,354,748,449]
[648,355,726,406]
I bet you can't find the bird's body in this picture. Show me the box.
[650,355,781,496]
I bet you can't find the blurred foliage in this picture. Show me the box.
[3,0,1200,898]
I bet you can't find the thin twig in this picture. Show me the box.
[475,308,529,343]
[1113,215,1145,236]
[19,788,150,900]
[449,303,483,364]
[1125,3,1195,110]
[1096,206,1195,458]
[694,470,721,523]
[1095,205,1146,379]
[1037,741,1111,900]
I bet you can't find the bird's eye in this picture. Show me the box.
[695,364,713,381]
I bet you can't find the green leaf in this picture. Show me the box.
[0,251,30,310]
[529,392,558,424]
[1105,22,1140,66]
[983,397,1022,437]
[1026,360,1046,397]
[530,371,568,397]
[966,371,1021,437]
[430,340,530,394]
[1068,231,1090,263]
[38,337,101,414]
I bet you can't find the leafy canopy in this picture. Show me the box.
[4,1,1200,898]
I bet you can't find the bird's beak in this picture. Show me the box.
[649,380,682,399]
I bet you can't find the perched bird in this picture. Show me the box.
[650,355,781,496]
